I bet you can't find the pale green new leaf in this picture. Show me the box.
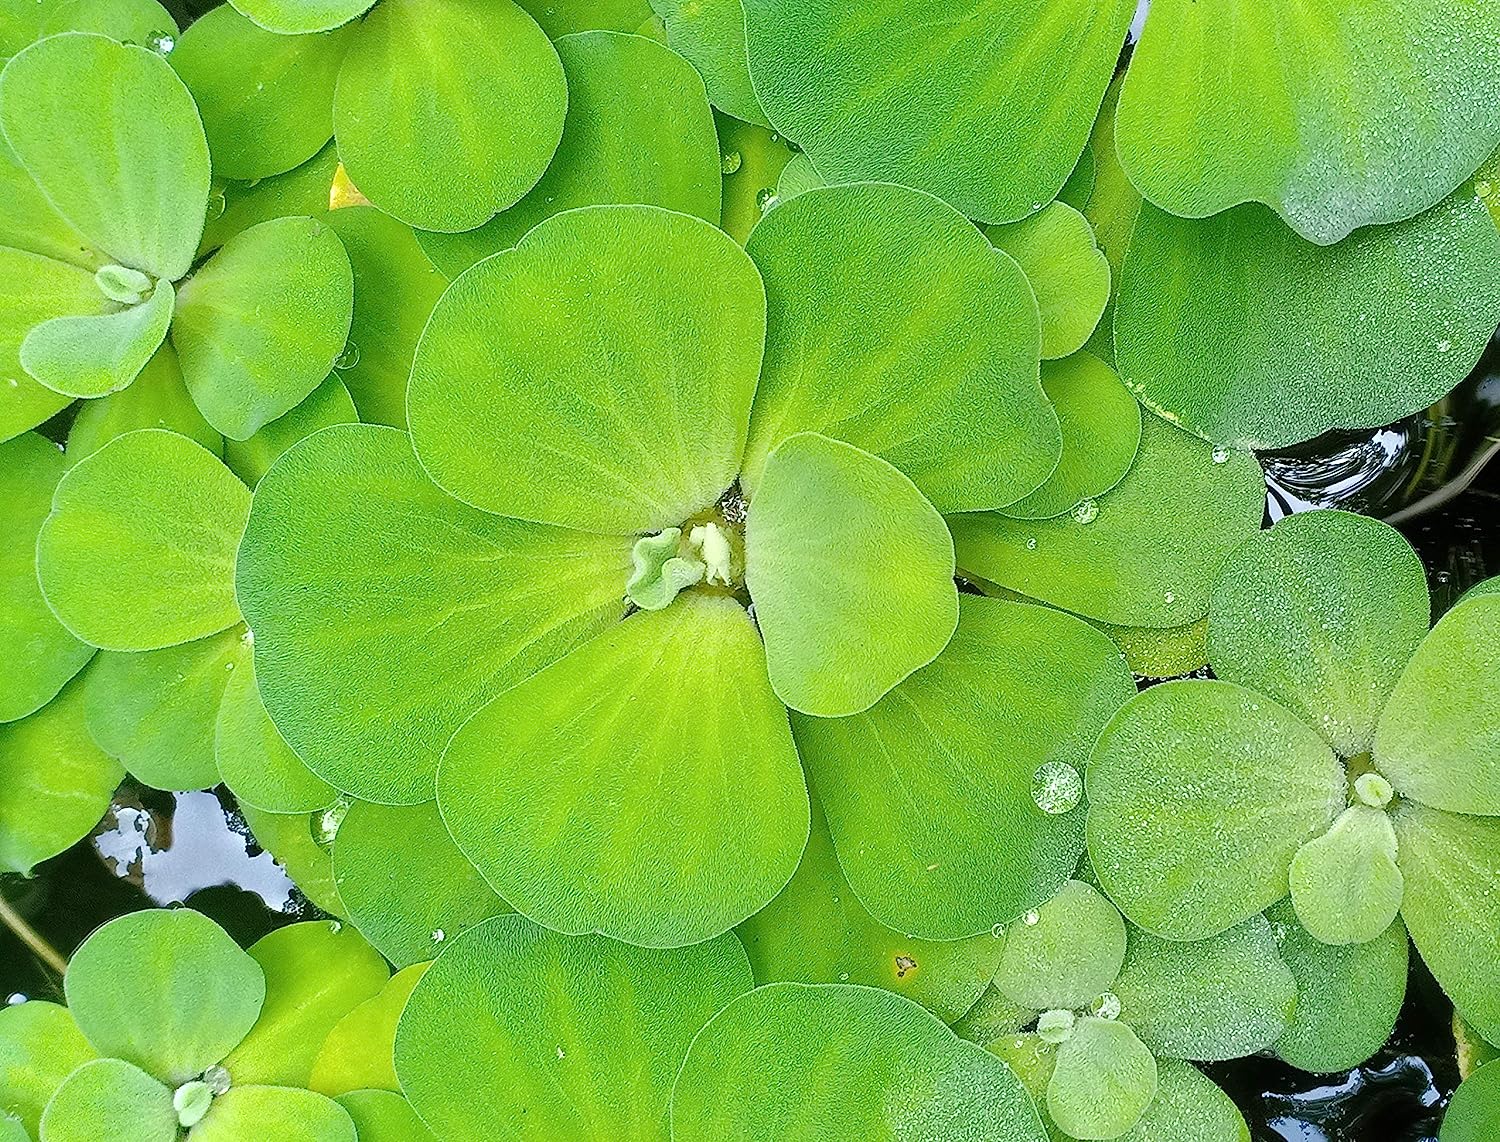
[1209,509,1430,757]
[747,432,957,715]
[1115,197,1500,450]
[395,916,752,1141]
[220,922,388,1089]
[409,205,763,533]
[171,5,354,181]
[794,596,1134,939]
[994,880,1127,1013]
[1376,595,1500,815]
[0,1001,95,1138]
[332,799,508,968]
[1113,917,1297,1062]
[418,32,721,277]
[173,215,353,441]
[236,424,634,804]
[1117,0,1500,244]
[85,628,244,791]
[1288,806,1404,947]
[332,0,565,231]
[672,983,1047,1141]
[988,202,1110,361]
[0,673,120,874]
[20,281,173,399]
[0,432,90,721]
[0,33,208,280]
[191,1086,355,1142]
[736,800,1004,1023]
[37,1058,175,1142]
[1268,899,1408,1074]
[1087,680,1345,940]
[1048,1017,1157,1141]
[64,909,264,1084]
[1393,804,1500,1044]
[741,0,1134,223]
[37,430,250,651]
[952,418,1266,629]
[742,182,1059,512]
[438,594,808,947]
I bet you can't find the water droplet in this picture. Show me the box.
[1022,910,1040,926]
[1092,992,1121,1021]
[224,660,235,671]
[5,993,26,1006]
[145,30,175,54]
[1211,447,1229,464]
[990,923,1005,939]
[1025,537,1038,551]
[311,797,351,851]
[1163,591,1176,605]
[202,1066,231,1096]
[1072,499,1098,525]
[241,629,254,646]
[432,929,445,942]
[1437,338,1452,353]
[1477,179,1493,198]
[555,1045,565,1059]
[1030,761,1082,815]
[837,972,850,981]
[755,187,777,211]
[205,190,226,222]
[328,919,343,933]
[334,342,361,370]
[720,150,742,174]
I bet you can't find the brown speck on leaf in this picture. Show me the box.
[894,955,917,979]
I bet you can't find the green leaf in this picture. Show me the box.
[1376,595,1500,815]
[0,432,90,721]
[741,182,1060,513]
[237,424,633,804]
[1048,1017,1157,1141]
[221,375,355,489]
[736,799,1004,1023]
[171,6,353,181]
[1087,680,1345,940]
[332,799,507,968]
[1113,916,1297,1062]
[395,915,752,1140]
[85,628,244,791]
[219,921,388,1089]
[226,0,370,34]
[408,205,763,533]
[0,672,119,874]
[0,0,179,60]
[1443,1060,1500,1142]
[1097,615,1209,681]
[309,965,425,1097]
[190,1085,355,1142]
[1288,806,1404,947]
[417,31,721,278]
[214,655,334,813]
[995,881,1127,1013]
[1114,197,1500,451]
[64,346,220,464]
[173,215,353,441]
[65,909,265,1084]
[322,206,443,428]
[1119,1059,1249,1142]
[1117,1,1500,245]
[332,1090,436,1142]
[997,353,1141,521]
[1393,804,1500,1043]
[199,143,338,256]
[1267,899,1408,1074]
[746,432,957,716]
[0,33,208,281]
[439,593,808,947]
[37,430,249,651]
[331,0,566,231]
[649,0,765,125]
[0,247,109,442]
[0,1001,95,1138]
[20,279,173,399]
[716,114,794,245]
[0,131,97,268]
[987,203,1110,361]
[38,1058,175,1142]
[672,982,1047,1141]
[952,417,1266,628]
[238,805,343,919]
[1209,509,1429,757]
[773,152,823,203]
[793,596,1134,939]
[741,0,1134,223]
[515,0,652,36]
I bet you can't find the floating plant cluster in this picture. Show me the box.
[1,0,1499,1139]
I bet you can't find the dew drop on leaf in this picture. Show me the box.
[145,30,175,54]
[720,150,742,174]
[1092,992,1122,1021]
[1022,910,1040,927]
[1030,761,1082,815]
[334,342,361,370]
[1211,446,1230,464]
[1072,499,1098,525]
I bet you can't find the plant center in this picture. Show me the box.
[1344,751,1396,810]
[94,263,155,306]
[625,487,747,612]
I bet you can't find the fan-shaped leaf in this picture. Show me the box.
[1048,1017,1157,1141]
[38,1058,175,1142]
[995,880,1127,1013]
[0,1001,95,1139]
[1288,806,1404,947]
[191,1085,355,1142]
[20,281,173,399]
[988,202,1109,361]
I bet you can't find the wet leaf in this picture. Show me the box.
[1288,806,1404,947]
[0,1001,95,1138]
[227,0,371,35]
[994,880,1127,1013]
[1119,1059,1249,1142]
[1048,1016,1157,1141]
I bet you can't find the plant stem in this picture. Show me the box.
[0,888,68,978]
